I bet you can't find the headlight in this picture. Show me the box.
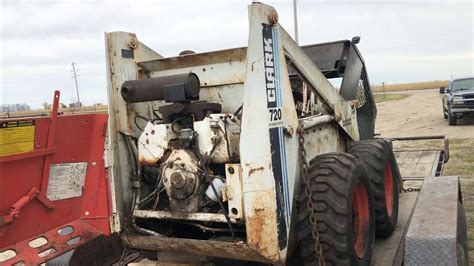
[453,96,464,104]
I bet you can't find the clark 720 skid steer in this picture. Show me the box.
[0,2,468,265]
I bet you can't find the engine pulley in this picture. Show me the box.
[161,149,203,212]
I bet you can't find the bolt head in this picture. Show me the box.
[170,173,186,189]
[129,38,138,49]
[268,10,279,25]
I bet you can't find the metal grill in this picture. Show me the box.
[355,69,377,140]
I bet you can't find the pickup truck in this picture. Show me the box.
[442,77,474,125]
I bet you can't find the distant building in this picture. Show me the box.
[1,103,31,112]
[69,102,82,108]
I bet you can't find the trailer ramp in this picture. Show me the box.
[405,175,462,265]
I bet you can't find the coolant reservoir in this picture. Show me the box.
[205,178,226,202]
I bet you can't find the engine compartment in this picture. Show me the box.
[120,72,247,240]
[137,112,242,214]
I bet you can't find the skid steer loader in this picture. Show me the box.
[102,3,398,265]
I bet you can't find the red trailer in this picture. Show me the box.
[0,91,111,264]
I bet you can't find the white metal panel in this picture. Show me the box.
[240,3,280,262]
[225,164,244,219]
[137,123,171,165]
[200,84,244,114]
[194,114,240,163]
[148,61,246,88]
[105,31,164,232]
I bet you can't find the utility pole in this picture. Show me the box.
[293,0,299,44]
[382,82,386,99]
[71,62,81,106]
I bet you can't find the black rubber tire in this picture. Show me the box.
[448,109,457,125]
[69,235,124,266]
[296,152,375,265]
[349,139,400,238]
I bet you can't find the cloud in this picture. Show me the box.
[1,0,473,108]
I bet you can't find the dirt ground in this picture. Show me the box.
[375,89,474,139]
[376,89,474,262]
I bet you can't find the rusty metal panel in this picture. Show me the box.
[133,210,229,223]
[405,176,459,265]
[239,2,307,262]
[122,234,269,263]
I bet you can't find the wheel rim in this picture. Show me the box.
[384,162,394,217]
[352,181,370,259]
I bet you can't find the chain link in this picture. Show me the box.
[298,123,325,265]
[402,187,421,192]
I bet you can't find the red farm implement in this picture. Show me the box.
[0,91,110,265]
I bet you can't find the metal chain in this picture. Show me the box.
[298,123,325,266]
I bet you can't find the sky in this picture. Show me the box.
[1,0,473,108]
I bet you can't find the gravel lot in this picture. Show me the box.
[375,89,474,139]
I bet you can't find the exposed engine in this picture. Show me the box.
[122,72,241,215]
[137,113,240,213]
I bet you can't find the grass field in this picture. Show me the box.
[372,80,449,93]
[444,138,474,263]
[394,138,474,263]
[1,105,108,118]
[373,93,409,103]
